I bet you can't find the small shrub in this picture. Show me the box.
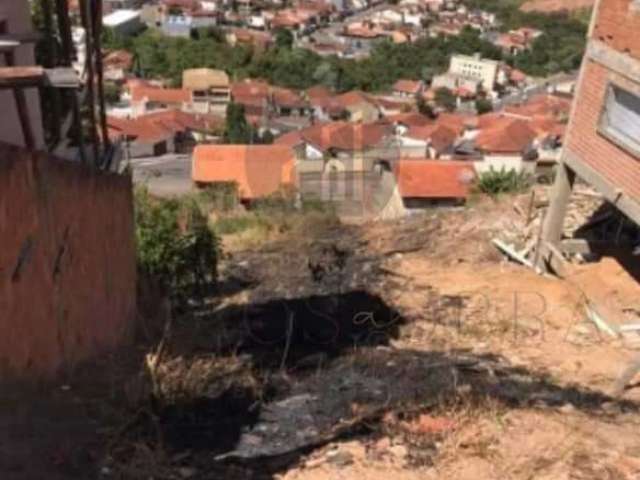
[134,187,220,306]
[476,167,533,196]
[197,182,239,212]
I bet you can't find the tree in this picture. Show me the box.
[274,28,294,50]
[224,102,253,144]
[260,130,275,144]
[103,83,122,104]
[475,98,493,114]
[434,87,457,112]
[417,96,436,119]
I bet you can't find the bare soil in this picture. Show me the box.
[2,193,640,480]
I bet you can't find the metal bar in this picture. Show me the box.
[79,0,100,166]
[92,0,110,167]
[40,0,63,151]
[55,0,86,164]
[3,51,36,150]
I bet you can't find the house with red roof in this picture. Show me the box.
[275,120,395,173]
[191,145,296,203]
[108,109,222,157]
[271,86,311,117]
[129,85,193,117]
[392,79,424,99]
[394,159,476,207]
[333,91,381,123]
[103,49,134,83]
[305,85,348,121]
[400,123,459,159]
[457,116,539,175]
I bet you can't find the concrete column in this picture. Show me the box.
[541,161,576,246]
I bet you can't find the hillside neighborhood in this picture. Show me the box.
[92,0,577,209]
[1,0,640,479]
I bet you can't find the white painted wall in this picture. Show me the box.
[474,154,535,174]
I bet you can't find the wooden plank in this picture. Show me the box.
[0,66,45,88]
[585,304,620,338]
[492,239,535,269]
[0,67,79,89]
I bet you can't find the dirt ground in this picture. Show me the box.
[2,193,640,480]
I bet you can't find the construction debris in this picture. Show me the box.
[493,184,639,269]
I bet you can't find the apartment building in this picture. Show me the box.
[182,68,231,115]
[449,53,499,90]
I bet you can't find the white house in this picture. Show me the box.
[103,9,144,37]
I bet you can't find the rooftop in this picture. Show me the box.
[192,145,295,200]
[394,159,476,199]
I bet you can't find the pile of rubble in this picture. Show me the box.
[492,183,637,267]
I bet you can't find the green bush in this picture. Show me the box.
[476,167,533,196]
[134,188,220,305]
[197,183,239,212]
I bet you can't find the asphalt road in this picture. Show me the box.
[129,153,194,197]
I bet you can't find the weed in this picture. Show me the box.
[476,168,534,196]
[134,187,220,306]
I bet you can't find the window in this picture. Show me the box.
[599,85,640,157]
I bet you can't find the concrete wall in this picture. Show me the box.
[0,143,137,381]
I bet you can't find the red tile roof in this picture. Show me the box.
[131,86,191,105]
[475,118,537,154]
[393,79,423,95]
[436,112,476,135]
[107,110,221,143]
[103,50,134,70]
[405,124,458,153]
[299,121,391,152]
[385,112,434,127]
[394,160,476,199]
[192,145,295,200]
[274,130,304,147]
[306,85,333,102]
[504,94,572,119]
[272,86,308,109]
[231,79,271,99]
[334,90,376,109]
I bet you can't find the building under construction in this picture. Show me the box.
[540,0,640,262]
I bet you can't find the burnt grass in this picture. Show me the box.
[121,291,640,480]
[108,224,640,479]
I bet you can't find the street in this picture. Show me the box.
[129,153,194,197]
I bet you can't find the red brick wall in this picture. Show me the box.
[592,0,640,61]
[0,143,137,381]
[565,60,640,201]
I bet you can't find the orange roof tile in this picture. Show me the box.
[103,50,134,70]
[131,86,191,104]
[393,79,423,95]
[192,145,295,200]
[300,121,391,152]
[475,118,537,153]
[107,110,221,143]
[394,160,476,199]
[334,90,376,109]
[405,124,458,153]
[274,130,304,147]
[385,112,434,127]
